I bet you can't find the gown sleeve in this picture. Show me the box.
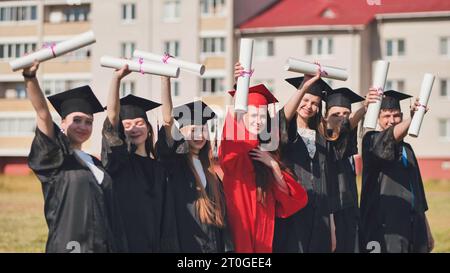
[28,122,71,179]
[101,118,130,174]
[273,171,308,218]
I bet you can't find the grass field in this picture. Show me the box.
[1,174,449,253]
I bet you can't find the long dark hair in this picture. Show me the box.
[120,119,157,159]
[185,138,225,227]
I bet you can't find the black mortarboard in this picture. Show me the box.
[173,100,216,127]
[47,85,104,118]
[380,90,412,110]
[285,77,332,99]
[119,94,161,121]
[325,87,365,110]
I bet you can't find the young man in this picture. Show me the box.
[360,90,434,253]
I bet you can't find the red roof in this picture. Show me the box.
[240,0,450,29]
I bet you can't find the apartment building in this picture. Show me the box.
[236,0,450,179]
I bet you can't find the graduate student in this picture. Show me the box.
[156,77,233,253]
[101,66,178,252]
[218,79,308,253]
[24,61,126,253]
[272,75,335,253]
[323,87,379,253]
[360,90,434,253]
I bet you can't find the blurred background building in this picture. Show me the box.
[0,0,449,179]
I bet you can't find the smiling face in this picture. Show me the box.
[61,112,93,146]
[180,124,208,151]
[243,105,268,135]
[297,93,322,120]
[122,117,149,146]
[378,109,403,130]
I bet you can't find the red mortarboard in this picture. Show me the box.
[228,84,278,107]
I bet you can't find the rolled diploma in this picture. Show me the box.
[284,58,348,81]
[9,31,96,71]
[408,73,435,137]
[133,50,205,76]
[363,60,390,129]
[100,56,180,78]
[235,39,254,113]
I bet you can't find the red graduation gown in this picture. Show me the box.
[218,112,308,253]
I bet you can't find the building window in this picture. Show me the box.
[171,81,180,97]
[0,6,38,22]
[386,80,405,91]
[121,81,135,97]
[120,42,135,58]
[255,39,274,58]
[439,119,450,139]
[42,79,89,96]
[202,77,224,93]
[306,37,333,56]
[200,0,226,16]
[441,79,449,98]
[440,37,450,56]
[385,39,405,57]
[0,42,37,60]
[64,6,90,22]
[201,37,225,54]
[121,3,136,22]
[164,41,179,57]
[163,0,180,21]
[0,116,36,137]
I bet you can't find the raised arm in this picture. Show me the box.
[348,88,380,129]
[283,70,322,123]
[161,76,174,146]
[393,98,424,142]
[107,65,131,127]
[23,61,54,139]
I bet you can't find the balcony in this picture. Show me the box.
[43,21,91,36]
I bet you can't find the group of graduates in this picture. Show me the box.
[22,58,434,253]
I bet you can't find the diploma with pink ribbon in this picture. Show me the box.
[133,50,205,76]
[9,31,96,72]
[100,56,180,78]
[235,38,254,113]
[363,60,390,130]
[408,73,435,138]
[284,58,348,81]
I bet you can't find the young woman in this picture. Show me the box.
[24,61,126,253]
[156,77,233,253]
[272,72,335,253]
[218,65,308,253]
[324,87,379,253]
[101,65,178,252]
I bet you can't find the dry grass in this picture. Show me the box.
[1,175,449,253]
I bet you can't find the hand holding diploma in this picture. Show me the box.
[284,58,348,81]
[234,38,254,113]
[363,60,390,129]
[408,73,435,137]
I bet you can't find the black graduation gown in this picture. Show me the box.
[360,127,429,253]
[273,109,331,253]
[28,123,126,253]
[156,127,234,253]
[326,119,359,253]
[101,119,178,253]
